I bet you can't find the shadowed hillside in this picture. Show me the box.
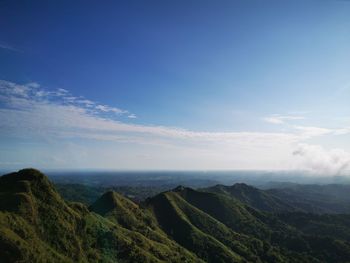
[203,183,297,213]
[267,184,350,214]
[146,186,350,262]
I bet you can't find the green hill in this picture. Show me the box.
[0,169,201,263]
[2,169,350,262]
[267,184,350,214]
[90,190,202,262]
[146,188,289,262]
[147,186,350,263]
[203,183,297,213]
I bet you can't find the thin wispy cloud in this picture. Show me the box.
[95,104,127,114]
[128,113,137,119]
[293,126,332,138]
[0,81,340,144]
[0,80,297,143]
[263,114,305,124]
[0,42,21,52]
[263,113,350,137]
[0,80,131,118]
[1,80,349,172]
[334,128,350,135]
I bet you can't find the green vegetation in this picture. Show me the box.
[267,184,350,214]
[203,183,297,213]
[55,183,166,205]
[0,169,201,263]
[2,169,350,262]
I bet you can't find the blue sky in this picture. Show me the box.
[1,1,350,173]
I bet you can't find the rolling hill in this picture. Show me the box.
[2,169,350,262]
[0,169,201,262]
[203,183,297,213]
[267,184,350,214]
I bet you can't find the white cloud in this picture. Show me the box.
[292,126,350,138]
[76,99,95,107]
[57,88,68,93]
[1,79,349,171]
[0,42,21,52]
[334,128,350,135]
[0,103,300,145]
[95,104,126,114]
[128,113,137,119]
[0,80,131,117]
[263,113,349,138]
[293,144,350,175]
[263,114,305,124]
[293,126,332,138]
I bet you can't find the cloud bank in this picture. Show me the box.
[293,144,350,175]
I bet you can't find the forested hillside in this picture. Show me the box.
[2,169,350,262]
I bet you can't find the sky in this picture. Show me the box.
[0,0,350,174]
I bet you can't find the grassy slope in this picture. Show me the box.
[267,185,350,214]
[90,191,202,263]
[147,187,301,263]
[149,187,350,263]
[147,191,244,263]
[2,169,350,263]
[0,169,200,263]
[204,183,297,213]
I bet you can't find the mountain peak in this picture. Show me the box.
[1,168,46,183]
[90,190,138,216]
[0,168,55,197]
[92,190,120,209]
[231,183,254,190]
[172,185,196,193]
[173,185,186,192]
[0,168,66,219]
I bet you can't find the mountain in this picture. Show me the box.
[89,191,201,262]
[267,184,350,214]
[0,169,201,262]
[54,183,105,205]
[55,183,167,205]
[2,169,350,262]
[203,183,297,213]
[204,183,350,215]
[277,212,350,241]
[146,187,287,262]
[146,186,350,262]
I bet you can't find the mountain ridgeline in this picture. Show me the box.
[1,169,350,262]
